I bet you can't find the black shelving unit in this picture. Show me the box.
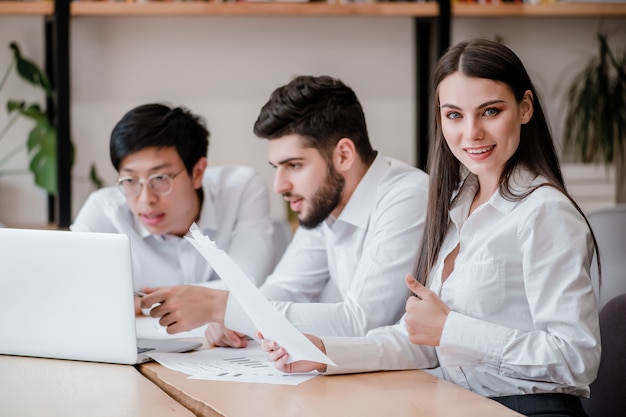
[53,0,72,229]
[43,0,71,228]
[45,0,450,228]
[415,0,450,170]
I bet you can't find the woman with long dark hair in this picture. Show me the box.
[261,38,601,417]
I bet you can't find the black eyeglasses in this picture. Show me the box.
[117,168,185,197]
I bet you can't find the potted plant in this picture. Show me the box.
[1,42,104,224]
[562,32,626,203]
[0,42,57,194]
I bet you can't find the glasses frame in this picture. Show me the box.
[117,167,186,197]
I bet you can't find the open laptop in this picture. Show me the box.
[0,227,202,364]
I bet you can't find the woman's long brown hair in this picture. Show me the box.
[412,38,600,289]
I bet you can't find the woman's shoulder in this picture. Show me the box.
[515,180,587,231]
[508,169,570,205]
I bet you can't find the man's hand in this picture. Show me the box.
[258,331,327,374]
[140,285,229,334]
[404,274,450,346]
[133,294,143,316]
[205,322,249,348]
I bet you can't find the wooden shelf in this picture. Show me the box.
[69,2,439,17]
[0,1,53,15]
[453,3,626,17]
[5,222,63,230]
[2,1,625,17]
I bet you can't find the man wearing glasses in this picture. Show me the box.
[71,103,275,316]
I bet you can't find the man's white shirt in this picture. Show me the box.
[225,155,429,337]
[71,165,274,290]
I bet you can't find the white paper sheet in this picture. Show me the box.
[185,224,335,366]
[148,341,317,385]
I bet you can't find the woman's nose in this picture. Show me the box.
[465,118,484,141]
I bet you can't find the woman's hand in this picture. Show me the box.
[257,331,328,373]
[404,274,450,346]
[205,322,249,348]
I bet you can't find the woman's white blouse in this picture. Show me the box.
[323,170,601,398]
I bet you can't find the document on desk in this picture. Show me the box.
[185,224,335,367]
[148,341,317,385]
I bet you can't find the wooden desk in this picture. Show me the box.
[139,362,522,417]
[0,355,194,417]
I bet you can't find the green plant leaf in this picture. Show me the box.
[6,100,57,193]
[2,41,59,196]
[26,119,56,194]
[563,32,626,166]
[89,163,105,189]
[7,100,48,124]
[9,42,53,97]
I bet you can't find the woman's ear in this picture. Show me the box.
[520,90,534,125]
[192,157,208,189]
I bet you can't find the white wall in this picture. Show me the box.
[69,16,415,224]
[0,13,624,225]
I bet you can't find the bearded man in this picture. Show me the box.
[142,75,430,347]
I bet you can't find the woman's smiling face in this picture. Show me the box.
[438,72,533,183]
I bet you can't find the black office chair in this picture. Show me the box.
[582,293,626,417]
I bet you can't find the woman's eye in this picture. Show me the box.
[484,108,500,116]
[446,111,461,119]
